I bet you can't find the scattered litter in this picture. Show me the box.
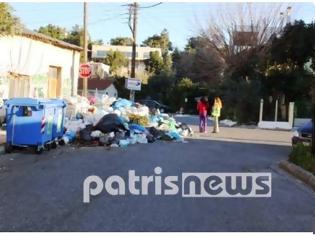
[220,119,237,127]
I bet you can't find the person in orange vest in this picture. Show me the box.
[211,97,222,133]
[197,96,209,133]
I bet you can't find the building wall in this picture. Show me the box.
[0,35,80,99]
[91,45,159,83]
[92,45,162,61]
[79,84,118,99]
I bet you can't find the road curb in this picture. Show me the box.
[279,160,315,191]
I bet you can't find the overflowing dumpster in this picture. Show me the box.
[3,95,193,154]
[5,98,66,153]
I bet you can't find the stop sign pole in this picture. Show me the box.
[83,72,88,98]
[83,2,88,97]
[80,64,91,97]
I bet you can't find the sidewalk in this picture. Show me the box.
[189,125,292,146]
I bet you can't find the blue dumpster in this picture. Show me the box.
[5,98,57,153]
[51,99,67,143]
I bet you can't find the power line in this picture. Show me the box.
[89,13,128,25]
[139,3,162,9]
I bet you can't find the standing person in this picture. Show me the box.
[212,97,222,133]
[197,96,209,133]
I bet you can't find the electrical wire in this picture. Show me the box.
[139,3,163,9]
[89,13,128,25]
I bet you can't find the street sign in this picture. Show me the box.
[79,64,92,78]
[125,78,141,91]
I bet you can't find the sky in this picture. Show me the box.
[9,2,315,50]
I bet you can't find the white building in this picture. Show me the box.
[92,45,162,61]
[91,44,162,79]
[0,30,82,99]
[78,78,118,98]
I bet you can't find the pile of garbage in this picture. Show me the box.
[62,95,193,148]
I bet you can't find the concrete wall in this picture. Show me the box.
[79,84,118,99]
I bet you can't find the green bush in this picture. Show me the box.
[289,144,315,175]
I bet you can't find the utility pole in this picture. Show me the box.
[83,2,88,97]
[130,2,138,102]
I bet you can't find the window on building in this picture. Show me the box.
[124,52,132,58]
[124,52,138,58]
[96,50,107,57]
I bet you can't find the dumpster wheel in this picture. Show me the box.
[59,139,65,146]
[51,141,57,149]
[35,146,44,154]
[45,143,51,151]
[5,143,13,153]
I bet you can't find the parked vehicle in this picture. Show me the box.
[292,121,312,145]
[137,99,172,113]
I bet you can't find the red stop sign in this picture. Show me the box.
[79,64,92,78]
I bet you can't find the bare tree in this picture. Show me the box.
[198,3,293,68]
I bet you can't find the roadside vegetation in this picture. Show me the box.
[289,144,315,175]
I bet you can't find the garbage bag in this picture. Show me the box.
[165,131,183,142]
[129,123,146,134]
[128,114,149,126]
[99,134,111,146]
[146,134,156,143]
[91,130,103,138]
[79,125,94,142]
[165,118,177,131]
[62,130,76,144]
[160,133,174,141]
[76,113,84,120]
[130,133,148,144]
[176,122,193,137]
[119,139,130,147]
[134,133,148,144]
[125,105,149,117]
[94,113,128,133]
[105,131,128,146]
[149,115,160,127]
[112,98,133,109]
[148,127,165,139]
[65,119,86,132]
[84,110,108,126]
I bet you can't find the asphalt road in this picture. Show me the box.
[0,133,314,232]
